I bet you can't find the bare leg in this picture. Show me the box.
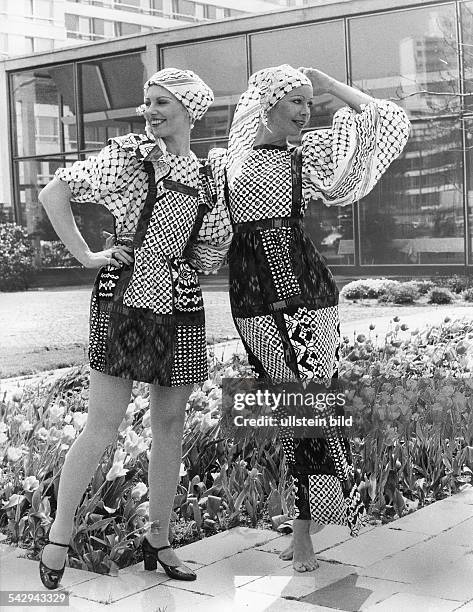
[145,384,193,570]
[42,370,133,569]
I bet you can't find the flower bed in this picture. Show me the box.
[1,317,472,575]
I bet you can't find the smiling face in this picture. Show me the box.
[142,84,191,140]
[266,84,313,140]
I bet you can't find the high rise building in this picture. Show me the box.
[0,0,309,59]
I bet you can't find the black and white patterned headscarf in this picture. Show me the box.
[137,68,214,128]
[227,64,312,185]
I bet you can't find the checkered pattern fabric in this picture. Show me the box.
[307,474,347,525]
[284,306,339,380]
[185,148,233,273]
[230,149,292,222]
[140,68,214,124]
[227,65,311,186]
[301,99,410,207]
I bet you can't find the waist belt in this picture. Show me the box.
[233,216,303,233]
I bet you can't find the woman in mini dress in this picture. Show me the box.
[38,68,231,588]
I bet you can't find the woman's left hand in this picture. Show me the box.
[298,67,335,95]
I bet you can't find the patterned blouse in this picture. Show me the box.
[55,133,232,315]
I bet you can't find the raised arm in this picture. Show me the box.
[300,68,374,112]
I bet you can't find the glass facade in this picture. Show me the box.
[6,1,473,273]
[10,52,147,267]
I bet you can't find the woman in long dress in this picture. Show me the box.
[38,68,231,588]
[225,65,410,572]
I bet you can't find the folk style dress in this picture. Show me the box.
[55,133,230,387]
[227,100,410,530]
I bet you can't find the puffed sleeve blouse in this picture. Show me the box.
[301,99,410,207]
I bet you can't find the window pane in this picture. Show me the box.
[162,36,247,140]
[305,201,354,265]
[462,2,473,113]
[359,120,464,265]
[11,65,76,156]
[191,139,227,158]
[350,5,459,118]
[250,21,346,127]
[15,158,114,267]
[79,52,147,149]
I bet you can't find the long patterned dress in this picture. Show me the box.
[55,133,231,387]
[227,100,410,528]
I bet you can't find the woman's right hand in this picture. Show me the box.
[82,245,134,269]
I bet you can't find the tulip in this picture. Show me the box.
[62,424,76,441]
[19,420,33,434]
[124,431,148,459]
[131,482,148,501]
[7,446,23,462]
[49,404,65,422]
[135,501,149,517]
[23,476,40,492]
[106,461,128,481]
[0,431,7,444]
[142,409,151,428]
[11,389,23,403]
[72,412,87,430]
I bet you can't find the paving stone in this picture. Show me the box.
[429,517,473,548]
[319,526,427,567]
[191,588,341,612]
[363,592,460,611]
[155,548,290,596]
[105,583,213,611]
[299,574,403,611]
[0,556,97,592]
[240,559,357,599]
[68,567,169,603]
[175,527,280,566]
[403,551,473,601]
[361,541,469,583]
[387,499,473,535]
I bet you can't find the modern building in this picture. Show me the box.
[0,0,308,59]
[0,0,472,279]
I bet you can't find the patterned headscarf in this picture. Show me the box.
[138,68,214,127]
[227,64,312,185]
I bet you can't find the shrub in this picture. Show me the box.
[40,241,75,268]
[412,279,435,295]
[378,282,419,304]
[462,287,473,302]
[441,274,472,294]
[427,287,455,304]
[0,223,36,291]
[341,278,399,300]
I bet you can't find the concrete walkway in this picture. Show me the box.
[1,485,473,611]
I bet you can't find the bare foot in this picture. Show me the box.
[279,539,293,561]
[292,519,319,573]
[279,522,324,561]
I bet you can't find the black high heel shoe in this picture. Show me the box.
[141,537,196,581]
[39,540,70,590]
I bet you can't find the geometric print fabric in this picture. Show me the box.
[284,306,339,380]
[56,133,230,386]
